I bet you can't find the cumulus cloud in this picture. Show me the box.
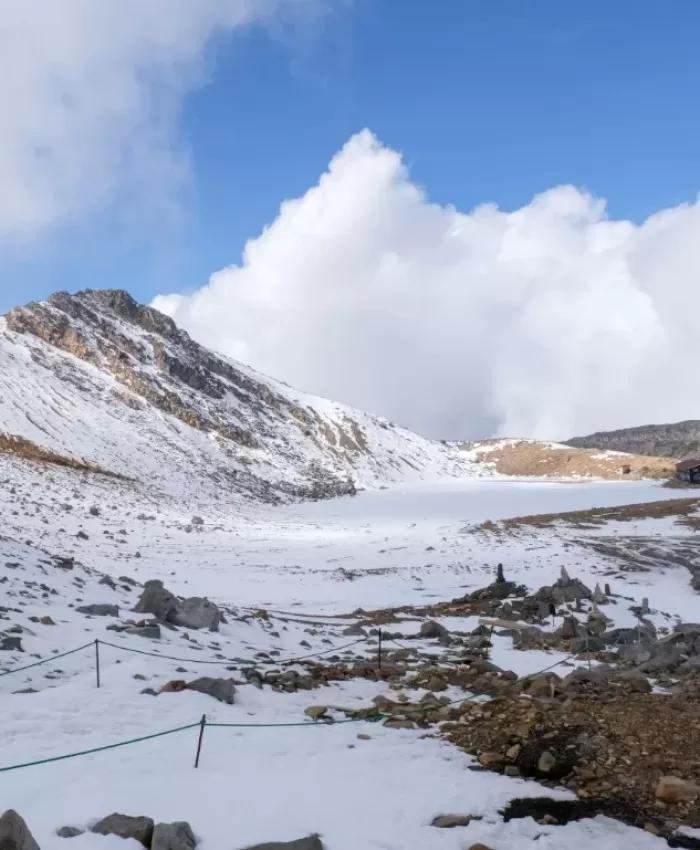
[154,129,700,440]
[0,0,322,246]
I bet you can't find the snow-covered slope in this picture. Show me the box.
[0,289,481,504]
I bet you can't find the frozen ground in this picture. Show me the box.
[1,456,698,849]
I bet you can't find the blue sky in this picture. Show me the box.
[1,0,698,315]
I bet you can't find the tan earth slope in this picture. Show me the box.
[460,438,675,480]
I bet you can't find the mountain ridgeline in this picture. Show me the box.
[0,289,480,504]
[566,421,700,460]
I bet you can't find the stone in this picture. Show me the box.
[76,604,119,617]
[537,750,556,773]
[186,677,236,704]
[126,624,161,640]
[304,706,328,720]
[478,752,502,768]
[90,814,154,847]
[420,620,449,639]
[425,676,448,692]
[342,624,367,637]
[525,673,561,697]
[0,810,40,850]
[0,637,22,652]
[172,597,220,632]
[191,516,204,526]
[383,719,415,729]
[56,826,84,838]
[151,821,197,850]
[240,837,324,850]
[655,775,700,804]
[133,580,178,620]
[466,845,494,850]
[40,616,55,626]
[431,814,481,828]
[512,626,547,650]
[592,583,608,605]
[571,635,606,654]
[99,575,116,589]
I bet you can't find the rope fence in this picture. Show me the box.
[0,633,590,777]
[0,636,371,684]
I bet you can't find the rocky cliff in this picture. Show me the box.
[566,421,700,459]
[0,289,481,503]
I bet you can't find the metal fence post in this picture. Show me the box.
[95,639,101,688]
[194,714,207,768]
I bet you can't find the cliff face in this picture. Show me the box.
[566,421,700,460]
[0,289,481,503]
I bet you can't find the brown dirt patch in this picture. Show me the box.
[462,439,675,480]
[444,690,700,830]
[474,497,700,534]
[0,432,128,479]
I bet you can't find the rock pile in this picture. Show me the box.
[133,580,223,632]
[443,689,700,831]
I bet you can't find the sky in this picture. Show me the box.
[1,0,699,440]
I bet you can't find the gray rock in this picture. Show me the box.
[76,604,119,617]
[133,580,178,620]
[191,516,204,526]
[91,814,154,847]
[592,583,608,605]
[133,580,220,632]
[512,626,547,650]
[563,665,616,686]
[602,626,655,646]
[151,821,197,850]
[0,637,22,652]
[0,809,40,850]
[186,677,236,704]
[126,624,161,640]
[420,620,449,639]
[342,624,367,637]
[638,643,683,674]
[552,576,592,604]
[172,597,220,632]
[571,635,606,654]
[241,837,324,850]
[56,826,84,838]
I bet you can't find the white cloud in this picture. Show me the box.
[0,0,322,247]
[154,129,700,441]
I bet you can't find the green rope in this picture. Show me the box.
[98,636,368,667]
[0,642,94,678]
[0,723,200,774]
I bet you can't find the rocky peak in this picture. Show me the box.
[0,289,478,503]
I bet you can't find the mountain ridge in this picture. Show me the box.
[566,420,700,460]
[0,289,481,504]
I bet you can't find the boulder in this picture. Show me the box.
[431,814,481,828]
[186,677,236,704]
[602,626,655,647]
[76,604,119,617]
[0,810,40,850]
[126,624,161,640]
[571,635,606,654]
[420,621,449,639]
[56,826,84,838]
[0,637,22,652]
[133,580,178,620]
[90,814,154,847]
[655,775,700,804]
[172,598,220,632]
[512,626,547,650]
[342,624,367,637]
[552,577,592,604]
[133,581,221,632]
[152,822,197,850]
[241,837,324,850]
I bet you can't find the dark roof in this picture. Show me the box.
[676,458,700,471]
